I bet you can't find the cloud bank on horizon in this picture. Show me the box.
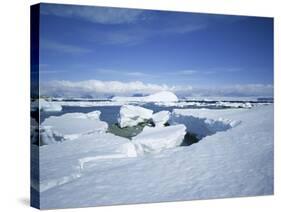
[40,80,273,98]
[38,4,274,98]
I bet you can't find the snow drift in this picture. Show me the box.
[171,109,241,138]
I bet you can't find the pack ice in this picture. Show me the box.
[41,111,108,144]
[36,105,273,209]
[152,110,171,127]
[132,125,186,155]
[39,99,62,112]
[118,105,153,128]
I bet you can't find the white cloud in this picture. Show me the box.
[41,80,172,97]
[41,4,144,24]
[41,40,91,54]
[175,84,273,97]
[40,79,273,98]
[41,4,209,46]
[97,69,154,78]
[177,70,198,75]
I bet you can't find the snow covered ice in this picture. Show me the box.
[171,109,241,138]
[132,124,186,155]
[152,110,171,127]
[35,104,273,209]
[38,132,133,192]
[41,111,108,143]
[118,105,170,128]
[118,105,153,128]
[39,99,62,112]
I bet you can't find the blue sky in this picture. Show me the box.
[38,3,273,97]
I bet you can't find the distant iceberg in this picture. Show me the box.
[112,91,178,102]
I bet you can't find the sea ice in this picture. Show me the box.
[117,142,138,157]
[38,132,131,192]
[216,101,252,108]
[118,105,153,128]
[39,99,62,112]
[152,110,171,127]
[132,124,186,155]
[171,109,241,138]
[39,105,273,209]
[41,111,108,143]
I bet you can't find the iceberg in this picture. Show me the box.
[152,110,171,127]
[118,105,153,128]
[41,111,108,144]
[112,91,178,102]
[132,124,186,155]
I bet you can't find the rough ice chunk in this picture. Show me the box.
[132,124,186,155]
[118,105,153,128]
[39,99,62,112]
[152,110,171,127]
[41,111,108,143]
[40,126,62,145]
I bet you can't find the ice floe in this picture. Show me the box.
[132,125,186,155]
[39,99,62,112]
[152,110,171,127]
[118,105,153,128]
[41,111,108,144]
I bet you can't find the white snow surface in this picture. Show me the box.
[118,105,153,128]
[38,133,133,192]
[152,110,171,127]
[38,105,273,209]
[171,109,241,139]
[132,125,186,155]
[41,111,108,143]
[112,91,178,102]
